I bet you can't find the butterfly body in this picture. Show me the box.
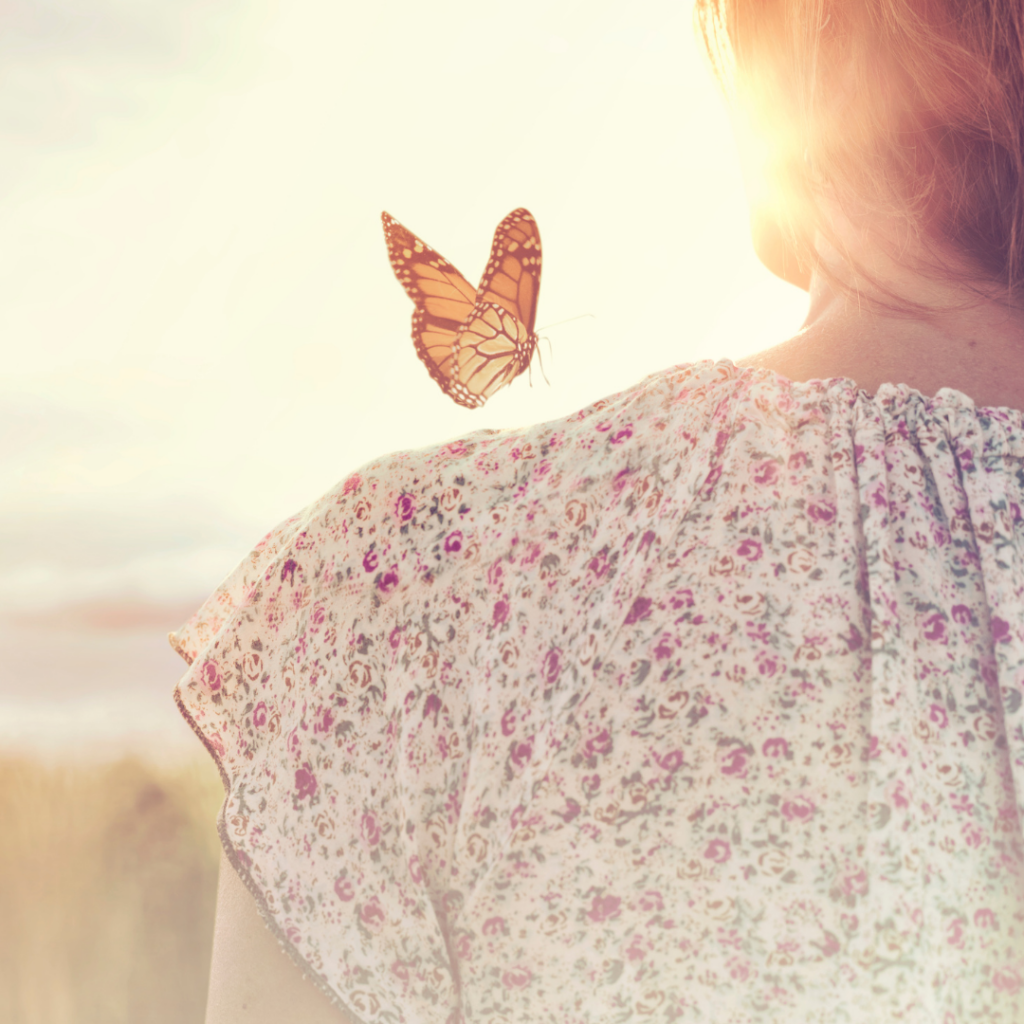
[382,208,542,408]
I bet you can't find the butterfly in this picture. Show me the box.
[381,208,542,408]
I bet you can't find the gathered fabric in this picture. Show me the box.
[172,359,1024,1023]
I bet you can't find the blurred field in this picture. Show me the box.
[0,754,224,1024]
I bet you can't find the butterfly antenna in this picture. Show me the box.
[535,312,596,333]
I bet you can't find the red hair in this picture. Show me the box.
[696,0,1024,299]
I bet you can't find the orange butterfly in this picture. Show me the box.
[381,208,542,408]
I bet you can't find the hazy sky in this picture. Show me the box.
[1,0,807,751]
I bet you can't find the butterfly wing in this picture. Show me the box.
[381,211,477,398]
[449,302,530,409]
[475,207,542,365]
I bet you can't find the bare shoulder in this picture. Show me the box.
[205,851,359,1024]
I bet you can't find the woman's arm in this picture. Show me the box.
[205,851,358,1024]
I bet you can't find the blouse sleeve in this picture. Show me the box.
[170,459,464,1023]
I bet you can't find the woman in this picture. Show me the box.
[172,1,1024,1020]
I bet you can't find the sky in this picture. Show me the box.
[1,0,807,756]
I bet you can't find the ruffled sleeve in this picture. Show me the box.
[170,461,465,1022]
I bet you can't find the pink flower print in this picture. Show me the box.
[842,869,869,899]
[947,916,966,948]
[360,897,386,934]
[639,890,664,912]
[378,567,399,594]
[610,423,633,444]
[408,856,423,884]
[310,603,326,628]
[455,934,473,961]
[559,798,581,823]
[753,460,779,486]
[736,539,763,561]
[624,596,652,625]
[929,703,949,728]
[588,549,610,577]
[501,705,517,736]
[542,647,562,684]
[294,767,317,800]
[728,958,753,981]
[493,599,510,626]
[482,916,506,936]
[653,634,674,660]
[585,729,612,758]
[342,473,362,495]
[486,559,505,588]
[395,493,415,521]
[502,966,533,988]
[889,780,909,809]
[253,701,268,729]
[719,745,749,778]
[788,451,808,470]
[280,558,298,585]
[362,550,378,573]
[314,706,335,734]
[444,531,463,553]
[361,812,381,846]
[510,738,533,770]
[624,933,651,961]
[993,967,1021,995]
[781,795,816,822]
[657,750,684,774]
[991,616,1011,642]
[807,502,835,523]
[704,839,732,863]
[974,908,998,929]
[423,693,442,726]
[762,737,791,759]
[951,603,972,625]
[334,876,355,902]
[962,822,988,848]
[922,614,947,643]
[582,773,601,796]
[201,660,222,693]
[587,894,622,923]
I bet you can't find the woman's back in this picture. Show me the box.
[173,359,1024,1021]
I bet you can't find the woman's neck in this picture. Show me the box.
[737,228,1024,409]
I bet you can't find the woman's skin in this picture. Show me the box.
[206,851,358,1023]
[202,213,1024,1023]
[738,218,1024,408]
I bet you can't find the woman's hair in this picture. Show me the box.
[696,0,1024,301]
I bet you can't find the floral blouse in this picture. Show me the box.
[171,359,1024,1023]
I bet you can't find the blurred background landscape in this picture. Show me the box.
[1,0,806,1019]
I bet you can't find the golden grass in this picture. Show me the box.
[0,754,224,1024]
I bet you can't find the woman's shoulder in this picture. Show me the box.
[167,359,817,668]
